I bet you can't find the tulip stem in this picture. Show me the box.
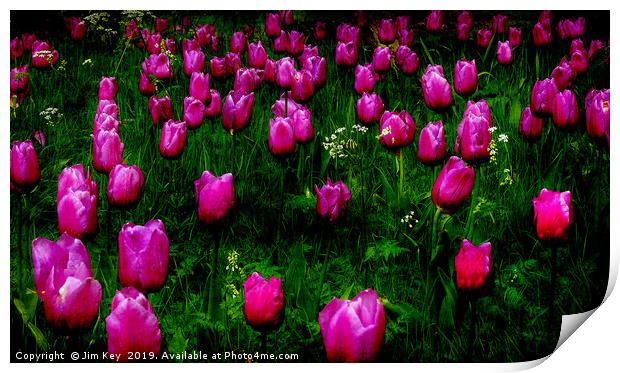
[431,207,441,263]
[465,164,481,239]
[207,228,221,320]
[113,39,130,77]
[549,244,557,331]
[398,151,404,208]
[261,331,268,354]
[467,299,477,361]
[316,224,333,315]
[17,195,24,293]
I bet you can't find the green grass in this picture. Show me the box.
[10,10,610,362]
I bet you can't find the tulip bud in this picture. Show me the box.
[378,111,416,150]
[354,64,377,94]
[182,38,201,54]
[154,17,169,33]
[183,96,205,129]
[301,56,327,88]
[491,14,508,34]
[268,117,296,156]
[222,91,255,132]
[31,233,101,329]
[418,121,446,166]
[454,100,493,163]
[456,11,473,41]
[265,13,281,37]
[159,120,187,159]
[145,31,162,54]
[271,92,303,118]
[230,31,247,54]
[98,76,118,100]
[96,99,119,118]
[210,56,227,79]
[106,287,162,362]
[233,68,264,94]
[189,72,211,103]
[532,22,552,46]
[585,88,610,140]
[290,69,315,102]
[318,289,385,362]
[10,36,23,60]
[291,107,314,143]
[66,17,87,41]
[432,156,475,214]
[280,10,294,26]
[92,129,124,174]
[297,45,318,64]
[275,57,295,89]
[421,64,453,111]
[163,38,176,54]
[397,28,415,47]
[335,41,358,68]
[142,53,172,80]
[139,72,156,96]
[183,49,205,77]
[530,78,559,116]
[10,140,41,191]
[356,92,384,124]
[518,106,544,142]
[21,33,36,51]
[287,30,305,56]
[273,30,289,53]
[204,89,222,118]
[194,171,236,224]
[336,23,360,46]
[570,49,589,74]
[248,41,267,68]
[476,28,492,48]
[10,65,29,94]
[32,129,46,147]
[508,27,522,47]
[372,46,392,74]
[454,59,478,96]
[532,188,573,242]
[551,57,576,90]
[31,40,59,68]
[378,18,396,43]
[496,41,513,64]
[426,10,444,32]
[107,164,144,207]
[243,272,285,332]
[588,40,604,60]
[314,21,327,41]
[314,178,351,222]
[118,220,169,293]
[395,46,419,75]
[57,165,98,239]
[556,17,586,40]
[455,240,493,292]
[551,89,579,128]
[148,96,173,126]
[94,112,119,133]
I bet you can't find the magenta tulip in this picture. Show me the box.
[570,48,589,74]
[106,287,162,362]
[196,24,215,47]
[10,65,29,94]
[532,189,573,242]
[222,91,255,133]
[492,14,508,34]
[456,11,473,41]
[397,28,415,47]
[395,46,419,75]
[230,31,247,54]
[138,72,156,96]
[96,99,118,118]
[21,33,36,51]
[508,27,522,47]
[476,28,492,48]
[65,17,87,41]
[585,89,610,140]
[273,30,288,53]
[57,165,98,239]
[336,23,360,46]
[209,56,227,79]
[314,178,351,222]
[551,57,576,90]
[31,233,101,329]
[204,89,222,118]
[372,46,391,74]
[233,68,264,94]
[354,64,377,94]
[532,22,552,46]
[378,18,396,43]
[92,129,124,174]
[271,93,303,118]
[32,129,46,147]
[142,53,172,80]
[290,69,315,102]
[426,10,444,32]
[98,76,118,100]
[93,113,119,135]
[335,41,358,68]
[189,72,211,103]
[431,156,475,214]
[418,121,446,166]
[496,41,513,65]
[154,17,169,33]
[551,90,579,128]
[10,36,23,60]
[31,40,59,68]
[556,17,586,40]
[163,38,176,54]
[194,171,236,225]
[183,49,205,77]
[519,107,544,142]
[588,40,604,60]
[243,272,285,332]
[287,30,305,56]
[182,38,201,54]
[356,92,384,125]
[454,100,492,163]
[10,140,41,190]
[268,117,296,156]
[301,56,327,88]
[118,220,169,293]
[104,164,144,211]
[297,45,318,63]
[275,57,295,89]
[265,13,281,37]
[378,111,416,151]
[159,120,187,159]
[395,16,409,32]
[291,108,314,143]
[455,240,492,292]
[454,59,478,96]
[248,41,267,68]
[318,289,386,362]
[314,21,327,41]
[263,58,276,84]
[148,96,173,126]
[421,64,453,111]
[530,78,559,116]
[145,31,162,54]
[183,96,205,129]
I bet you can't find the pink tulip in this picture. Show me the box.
[491,14,508,34]
[476,28,492,48]
[107,164,144,207]
[421,64,453,111]
[397,28,415,47]
[297,45,318,63]
[508,27,522,47]
[318,289,385,362]
[556,17,586,40]
[209,56,227,79]
[551,90,579,128]
[194,171,236,224]
[124,20,139,41]
[184,96,205,129]
[271,92,303,118]
[265,13,281,37]
[106,287,162,362]
[395,46,419,75]
[148,96,173,126]
[426,10,444,32]
[432,156,475,213]
[196,24,215,47]
[356,92,384,125]
[454,59,478,96]
[189,72,211,103]
[532,189,573,242]
[551,57,576,90]
[588,40,604,60]
[263,58,276,84]
[139,72,156,96]
[154,17,169,33]
[10,65,29,94]
[532,22,552,46]
[93,113,119,134]
[301,56,327,88]
[21,33,36,51]
[291,107,314,143]
[31,233,101,329]
[159,120,187,159]
[248,41,267,68]
[372,46,391,74]
[455,240,493,292]
[335,41,358,68]
[98,77,118,100]
[378,111,416,151]
[496,41,513,65]
[183,49,205,77]
[145,31,162,54]
[354,64,377,94]
[182,38,201,54]
[570,40,589,74]
[31,40,59,68]
[243,272,285,332]
[233,68,264,94]
[378,18,396,43]
[273,30,289,53]
[163,37,176,54]
[65,17,87,41]
[11,36,23,60]
[287,30,306,56]
[275,57,295,89]
[314,178,351,222]
[268,117,296,156]
[314,21,327,41]
[530,78,559,116]
[92,129,124,174]
[585,89,610,140]
[454,100,493,163]
[336,24,360,46]
[10,140,41,191]
[396,16,410,32]
[96,99,118,118]
[290,69,315,102]
[519,106,544,142]
[230,31,247,54]
[57,165,98,239]
[142,53,172,80]
[118,220,169,293]
[204,89,222,118]
[225,52,242,76]
[456,11,473,41]
[418,121,446,166]
[280,10,294,26]
[32,129,46,147]
[222,91,255,133]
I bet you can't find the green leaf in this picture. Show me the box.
[27,322,49,351]
[437,268,457,329]
[14,291,39,323]
[167,328,188,357]
[365,240,409,262]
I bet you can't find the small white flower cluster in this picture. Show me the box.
[39,107,63,127]
[376,125,392,140]
[352,124,368,133]
[82,58,93,65]
[323,127,349,159]
[498,133,509,143]
[33,50,54,63]
[225,250,240,273]
[400,210,419,228]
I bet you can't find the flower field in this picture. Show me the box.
[9,10,610,363]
